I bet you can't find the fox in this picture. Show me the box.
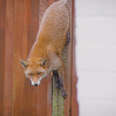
[20,0,70,97]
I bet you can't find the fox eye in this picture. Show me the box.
[37,72,41,75]
[28,73,34,76]
[40,59,47,66]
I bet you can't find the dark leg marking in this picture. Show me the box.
[65,31,70,46]
[53,70,67,99]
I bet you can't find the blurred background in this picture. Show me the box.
[76,0,116,116]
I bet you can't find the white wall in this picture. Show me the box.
[76,0,116,116]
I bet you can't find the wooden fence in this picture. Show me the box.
[0,0,78,116]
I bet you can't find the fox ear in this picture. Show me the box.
[20,60,28,68]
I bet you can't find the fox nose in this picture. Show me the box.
[34,83,38,87]
[31,79,40,86]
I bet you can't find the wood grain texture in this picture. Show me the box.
[71,0,79,116]
[13,0,28,115]
[3,0,14,116]
[0,0,78,116]
[52,78,64,116]
[0,0,6,115]
[64,0,73,116]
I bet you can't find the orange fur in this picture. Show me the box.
[21,0,69,87]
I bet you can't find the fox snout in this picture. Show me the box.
[31,80,40,86]
[30,78,41,87]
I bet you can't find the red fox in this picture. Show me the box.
[20,0,69,95]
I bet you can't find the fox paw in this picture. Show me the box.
[61,89,67,99]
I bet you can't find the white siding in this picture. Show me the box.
[76,0,116,116]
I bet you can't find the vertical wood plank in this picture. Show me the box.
[3,0,14,115]
[21,0,39,115]
[0,0,6,115]
[13,0,28,115]
[71,0,78,116]
[52,78,64,116]
[64,0,72,116]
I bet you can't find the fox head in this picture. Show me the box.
[20,57,49,87]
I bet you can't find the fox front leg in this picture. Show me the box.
[53,69,67,99]
[47,46,67,98]
[57,67,67,99]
